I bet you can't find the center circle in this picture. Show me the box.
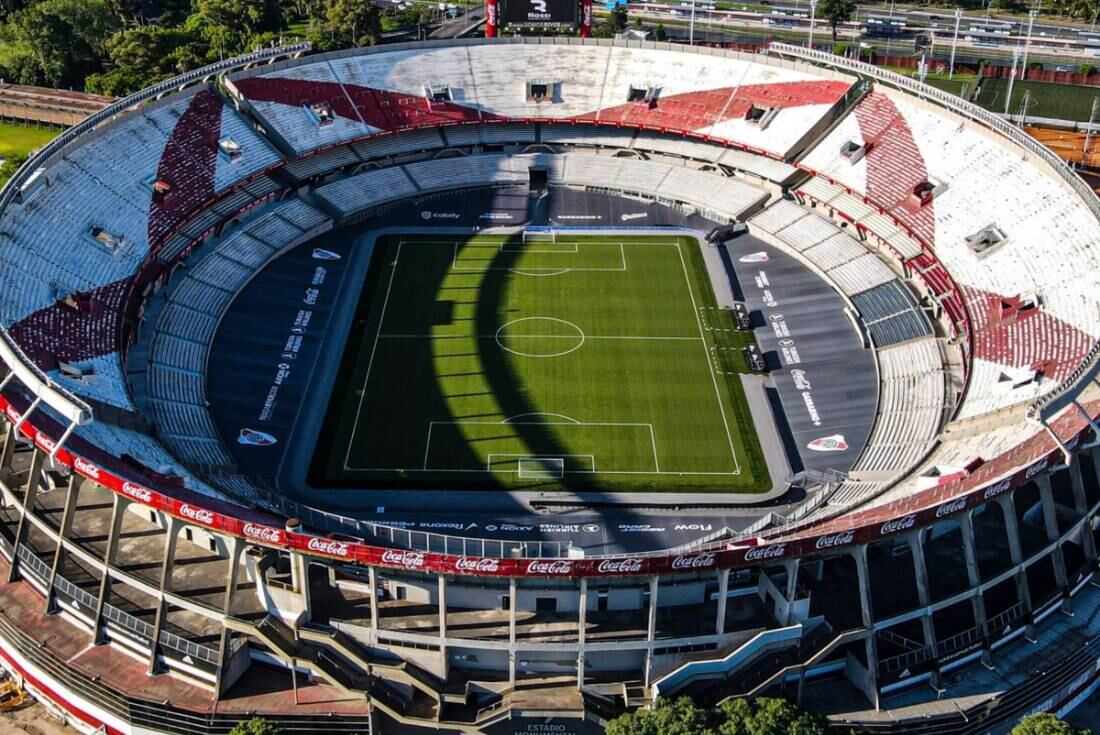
[495,317,585,358]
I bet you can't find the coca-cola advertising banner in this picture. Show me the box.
[0,392,1091,579]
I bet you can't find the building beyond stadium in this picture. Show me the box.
[0,38,1098,734]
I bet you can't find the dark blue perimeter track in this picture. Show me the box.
[204,188,878,554]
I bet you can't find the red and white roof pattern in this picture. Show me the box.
[231,44,852,157]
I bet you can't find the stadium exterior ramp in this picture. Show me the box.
[0,37,1095,734]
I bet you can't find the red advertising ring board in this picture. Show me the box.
[1,391,1094,579]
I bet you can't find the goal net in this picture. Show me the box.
[517,457,565,479]
[522,228,557,244]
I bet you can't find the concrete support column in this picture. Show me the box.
[643,576,659,688]
[715,568,730,634]
[368,567,380,638]
[852,546,880,710]
[92,495,129,644]
[907,533,938,649]
[8,449,44,583]
[996,494,1034,626]
[214,537,245,695]
[437,575,448,675]
[290,550,312,619]
[577,578,587,689]
[1066,459,1098,562]
[0,421,17,476]
[959,510,992,665]
[1037,474,1071,611]
[148,516,182,674]
[783,559,800,626]
[44,474,82,614]
[508,577,517,689]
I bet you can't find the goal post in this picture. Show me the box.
[517,457,564,479]
[522,228,557,244]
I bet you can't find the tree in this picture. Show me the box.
[608,697,716,735]
[0,0,120,88]
[195,0,284,56]
[0,154,27,188]
[86,25,207,96]
[607,696,826,735]
[228,717,282,735]
[1011,713,1091,735]
[816,0,855,41]
[324,0,381,48]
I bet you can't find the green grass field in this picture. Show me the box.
[313,233,771,494]
[973,78,1100,121]
[882,65,979,99]
[0,123,58,186]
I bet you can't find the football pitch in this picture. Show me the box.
[313,233,770,493]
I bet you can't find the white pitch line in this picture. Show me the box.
[422,422,435,470]
[379,333,702,341]
[343,241,404,470]
[677,241,740,474]
[647,423,660,473]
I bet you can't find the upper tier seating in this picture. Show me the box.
[0,88,284,411]
[799,89,1100,419]
[229,45,852,159]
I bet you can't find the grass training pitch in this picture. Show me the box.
[313,233,770,494]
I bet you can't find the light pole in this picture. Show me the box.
[808,0,818,50]
[1005,46,1021,115]
[885,0,896,58]
[689,0,696,45]
[1020,7,1038,81]
[949,8,962,79]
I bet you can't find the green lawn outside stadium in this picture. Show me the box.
[973,78,1100,121]
[0,123,58,187]
[314,233,771,494]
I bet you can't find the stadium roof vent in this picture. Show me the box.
[526,80,559,103]
[839,139,871,164]
[151,178,171,196]
[58,360,93,381]
[306,100,335,126]
[995,292,1042,324]
[627,84,659,107]
[997,365,1039,389]
[218,137,242,161]
[745,105,778,130]
[907,176,948,209]
[423,83,453,105]
[965,224,1006,255]
[89,225,123,253]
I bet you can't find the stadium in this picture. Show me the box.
[0,33,1098,735]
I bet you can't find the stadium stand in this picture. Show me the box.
[749,199,898,298]
[0,39,1097,735]
[147,198,332,468]
[853,338,945,477]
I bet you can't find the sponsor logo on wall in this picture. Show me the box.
[739,252,769,263]
[312,248,341,261]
